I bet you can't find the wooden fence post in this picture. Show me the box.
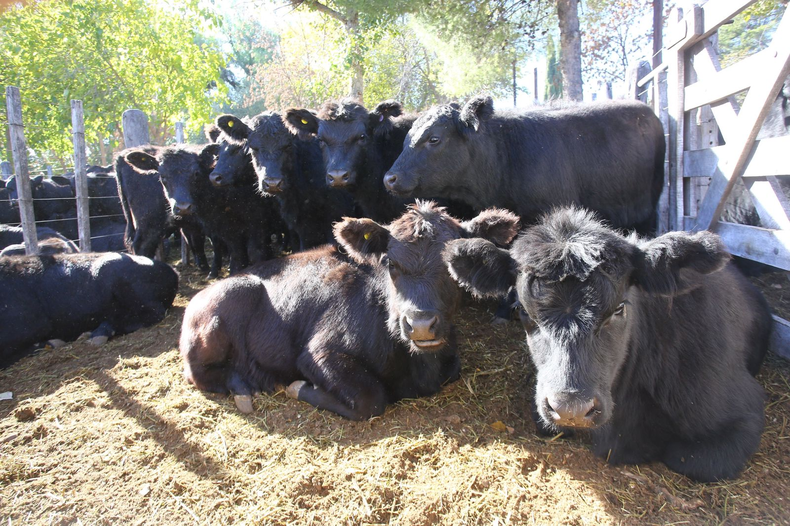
[175,121,189,266]
[71,100,91,252]
[5,86,38,254]
[122,109,150,148]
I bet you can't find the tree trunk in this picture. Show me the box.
[556,0,583,101]
[345,11,364,101]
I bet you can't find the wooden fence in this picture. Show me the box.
[637,0,790,359]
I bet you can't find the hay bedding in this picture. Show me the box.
[1,264,789,525]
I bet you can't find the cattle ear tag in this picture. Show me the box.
[301,118,308,125]
[227,120,234,128]
[363,232,371,240]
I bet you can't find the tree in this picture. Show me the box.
[718,0,787,68]
[545,34,563,99]
[581,0,651,85]
[556,0,583,100]
[0,0,228,164]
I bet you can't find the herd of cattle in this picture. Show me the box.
[0,95,782,483]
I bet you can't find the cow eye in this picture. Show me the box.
[518,307,538,332]
[613,302,626,316]
[359,134,367,142]
[428,136,440,145]
[528,277,543,299]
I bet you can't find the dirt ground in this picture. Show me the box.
[1,263,788,525]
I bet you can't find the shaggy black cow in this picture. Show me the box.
[385,96,666,234]
[0,224,75,252]
[216,111,358,251]
[115,146,209,268]
[6,175,78,239]
[443,208,772,481]
[0,182,18,224]
[0,252,178,367]
[180,202,519,419]
[124,142,282,276]
[285,100,414,223]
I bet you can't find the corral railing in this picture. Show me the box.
[638,0,790,358]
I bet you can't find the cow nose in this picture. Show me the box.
[326,170,349,187]
[545,395,600,428]
[210,172,225,187]
[403,313,439,341]
[173,202,193,216]
[384,171,398,190]
[264,178,283,193]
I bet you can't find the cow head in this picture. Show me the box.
[444,208,730,431]
[207,121,255,188]
[384,95,494,197]
[217,112,303,196]
[125,144,219,217]
[335,201,519,353]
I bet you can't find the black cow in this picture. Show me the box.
[0,183,19,224]
[0,252,178,367]
[0,224,74,251]
[6,175,78,239]
[444,207,772,481]
[285,100,414,223]
[1,234,78,257]
[124,142,281,276]
[385,96,666,234]
[215,111,358,251]
[180,202,519,419]
[115,147,210,269]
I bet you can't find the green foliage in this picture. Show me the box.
[718,0,787,68]
[0,0,229,164]
[545,34,562,100]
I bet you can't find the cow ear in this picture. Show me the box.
[32,175,44,185]
[198,143,220,171]
[460,208,520,247]
[443,238,516,298]
[334,217,391,264]
[370,100,403,137]
[216,114,250,144]
[458,95,494,133]
[205,124,222,144]
[283,108,319,140]
[632,231,731,296]
[51,175,71,187]
[124,151,159,172]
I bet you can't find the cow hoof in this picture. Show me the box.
[490,316,510,326]
[286,381,306,400]
[88,335,109,346]
[47,339,67,349]
[234,394,254,414]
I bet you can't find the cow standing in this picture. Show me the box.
[443,208,772,481]
[180,202,519,419]
[215,111,358,251]
[385,97,665,235]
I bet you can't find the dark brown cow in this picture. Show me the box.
[180,201,519,420]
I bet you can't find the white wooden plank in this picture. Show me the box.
[693,12,790,230]
[685,136,790,178]
[715,222,790,271]
[743,178,790,230]
[770,315,790,360]
[685,49,770,111]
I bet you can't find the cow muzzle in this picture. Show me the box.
[384,171,417,196]
[210,171,229,187]
[542,393,603,429]
[262,178,284,194]
[173,202,194,216]
[402,311,445,349]
[326,169,352,187]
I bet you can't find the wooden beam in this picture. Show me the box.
[71,100,91,252]
[5,86,38,254]
[697,0,759,44]
[770,315,790,360]
[684,49,771,111]
[122,109,150,148]
[714,222,790,271]
[684,136,790,178]
[692,12,790,231]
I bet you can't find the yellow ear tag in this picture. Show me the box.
[364,232,371,240]
[228,121,234,128]
[301,118,308,125]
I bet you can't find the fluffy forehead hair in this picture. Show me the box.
[249,111,288,138]
[512,208,634,282]
[318,99,368,122]
[389,200,460,242]
[158,146,204,166]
